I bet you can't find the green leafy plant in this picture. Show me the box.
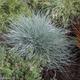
[0,0,32,32]
[49,0,80,27]
[0,46,13,78]
[7,14,74,68]
[0,46,41,80]
[25,0,51,14]
[27,0,80,27]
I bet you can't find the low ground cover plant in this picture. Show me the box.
[0,46,41,80]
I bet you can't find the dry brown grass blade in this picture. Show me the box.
[72,17,80,48]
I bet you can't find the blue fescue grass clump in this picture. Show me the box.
[7,14,74,68]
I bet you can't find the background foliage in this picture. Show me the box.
[0,46,41,80]
[25,0,80,27]
[51,0,80,27]
[0,0,32,32]
[0,0,80,32]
